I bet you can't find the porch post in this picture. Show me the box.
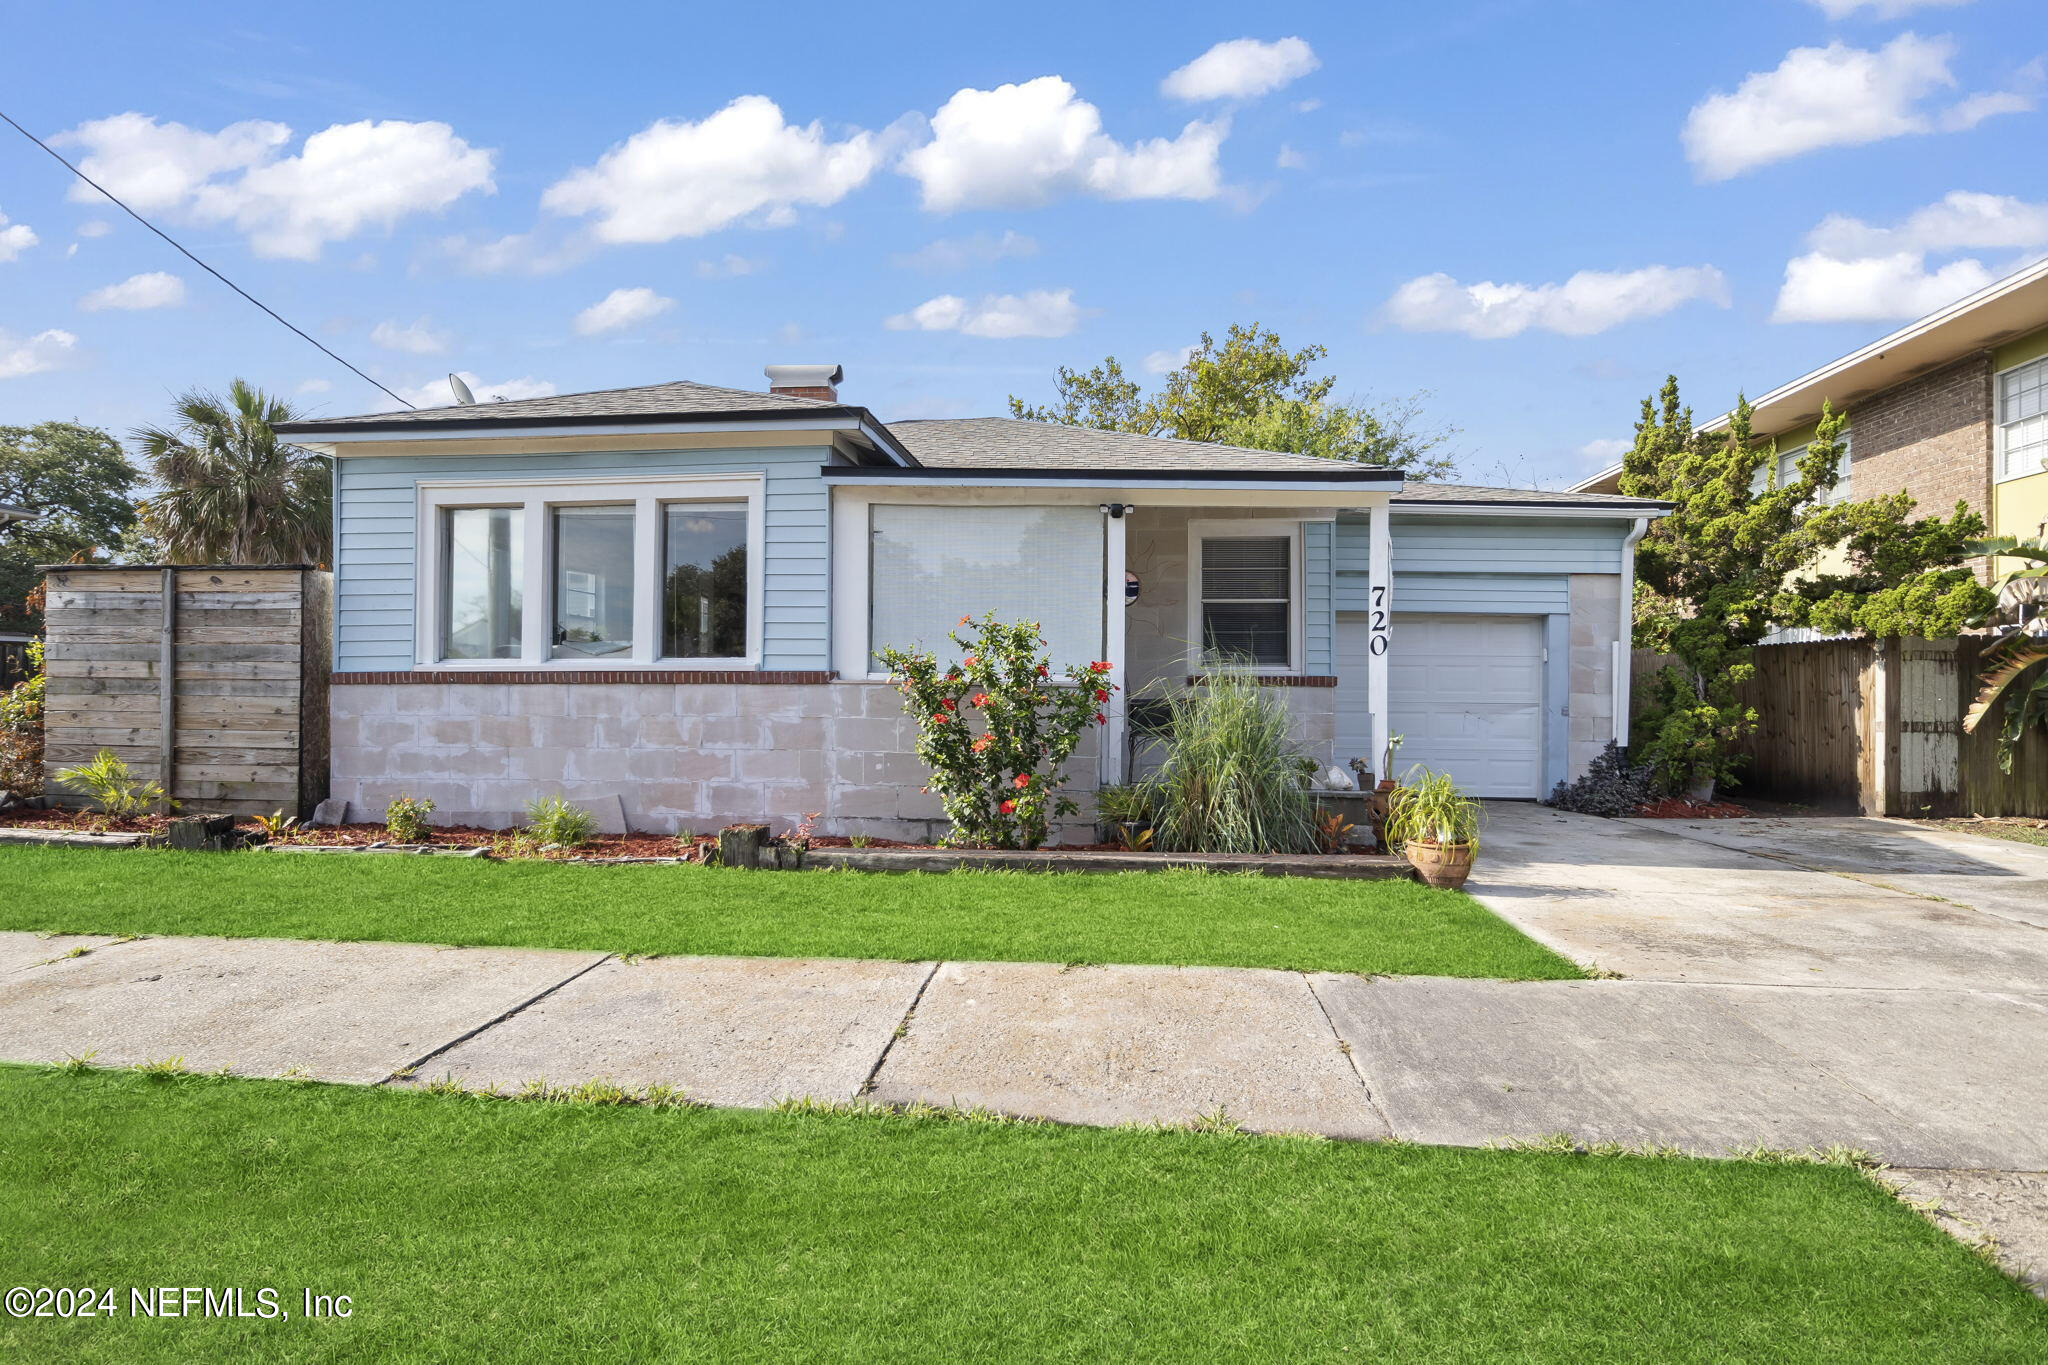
[1366,499,1393,781]
[1102,506,1128,786]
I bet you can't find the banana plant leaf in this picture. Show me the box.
[1964,633,2048,734]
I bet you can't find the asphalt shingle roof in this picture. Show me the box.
[1392,482,1667,508]
[277,379,840,432]
[887,417,1374,473]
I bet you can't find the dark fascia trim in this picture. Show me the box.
[275,405,923,467]
[1391,496,1673,512]
[821,464,1404,487]
[40,562,317,571]
[335,669,837,686]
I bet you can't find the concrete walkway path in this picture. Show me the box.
[3,807,2044,1289]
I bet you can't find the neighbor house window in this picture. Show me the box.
[440,507,522,660]
[552,505,636,658]
[1999,356,2047,483]
[1755,430,1852,503]
[663,502,748,658]
[1197,533,1294,668]
[867,504,1104,671]
[420,476,761,668]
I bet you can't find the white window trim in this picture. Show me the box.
[414,472,765,670]
[1995,354,2048,486]
[1185,518,1305,675]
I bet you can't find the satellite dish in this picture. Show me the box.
[448,373,477,406]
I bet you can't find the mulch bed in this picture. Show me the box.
[1632,797,1750,820]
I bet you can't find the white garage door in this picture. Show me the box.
[1337,612,1546,798]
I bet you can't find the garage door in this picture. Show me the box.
[1337,613,1546,798]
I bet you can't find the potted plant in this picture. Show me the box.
[1383,766,1482,890]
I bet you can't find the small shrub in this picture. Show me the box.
[0,639,45,794]
[848,833,874,849]
[1093,783,1154,825]
[252,809,301,841]
[1384,767,1482,851]
[384,794,436,843]
[525,794,596,849]
[1313,808,1356,853]
[1546,741,1659,817]
[54,748,167,818]
[1147,673,1318,855]
[879,611,1113,850]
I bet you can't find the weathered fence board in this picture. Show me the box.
[39,565,331,817]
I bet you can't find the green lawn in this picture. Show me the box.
[2,1069,2041,1361]
[0,844,1580,979]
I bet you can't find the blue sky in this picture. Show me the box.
[1,0,2043,485]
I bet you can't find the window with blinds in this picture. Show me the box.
[2000,356,2047,483]
[869,505,1105,671]
[1200,535,1291,667]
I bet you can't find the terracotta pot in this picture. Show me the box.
[1404,839,1476,890]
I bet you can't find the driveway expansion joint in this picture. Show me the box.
[1302,971,1394,1133]
[860,959,942,1097]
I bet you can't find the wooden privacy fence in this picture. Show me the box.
[41,565,330,816]
[1638,637,2046,816]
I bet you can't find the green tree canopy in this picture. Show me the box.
[134,380,330,566]
[1009,323,1458,480]
[1618,375,1996,792]
[0,422,141,631]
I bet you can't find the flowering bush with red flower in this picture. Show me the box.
[879,612,1114,849]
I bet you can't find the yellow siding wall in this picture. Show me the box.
[1992,326,2048,558]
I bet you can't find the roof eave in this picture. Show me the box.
[820,465,1404,491]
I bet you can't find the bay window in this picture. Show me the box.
[416,475,762,668]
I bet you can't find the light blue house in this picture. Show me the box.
[278,366,1666,837]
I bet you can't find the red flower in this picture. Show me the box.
[971,734,993,752]
[999,799,1016,814]
[963,654,980,667]
[940,697,957,711]
[931,712,950,724]
[1093,688,1109,702]
[1095,712,1106,725]
[968,692,990,708]
[959,615,972,625]
[1013,773,1031,789]
[1088,660,1112,674]
[1035,664,1049,678]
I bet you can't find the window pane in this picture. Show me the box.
[441,507,522,660]
[1202,602,1290,667]
[1202,537,1289,599]
[662,503,748,658]
[869,505,1104,671]
[552,505,635,659]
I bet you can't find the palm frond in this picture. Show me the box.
[1964,634,2048,734]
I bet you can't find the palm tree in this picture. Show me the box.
[132,380,330,565]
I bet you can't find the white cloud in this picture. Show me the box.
[544,96,879,244]
[1579,438,1631,465]
[79,271,185,311]
[1807,0,1971,17]
[1773,190,2048,322]
[369,316,450,354]
[1681,35,2024,181]
[75,219,113,238]
[1774,251,1995,322]
[885,288,1082,339]
[1162,37,1319,102]
[1275,143,1309,171]
[395,372,557,409]
[0,328,78,379]
[892,230,1040,271]
[0,206,36,262]
[56,113,495,259]
[298,378,333,395]
[900,77,1226,211]
[1938,88,2034,131]
[573,286,675,336]
[1383,265,1730,338]
[1143,345,1195,374]
[431,229,586,277]
[694,253,760,279]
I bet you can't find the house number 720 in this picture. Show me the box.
[1368,585,1389,656]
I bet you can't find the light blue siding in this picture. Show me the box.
[1383,573,1570,615]
[333,445,834,671]
[1302,521,1334,675]
[1332,513,1633,612]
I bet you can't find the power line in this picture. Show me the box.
[0,106,414,409]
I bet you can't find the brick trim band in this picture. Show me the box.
[1184,674,1337,688]
[333,670,838,686]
